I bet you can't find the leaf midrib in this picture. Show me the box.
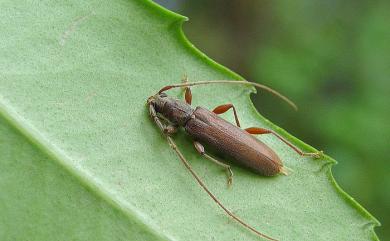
[0,97,175,241]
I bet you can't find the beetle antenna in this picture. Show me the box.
[159,80,298,111]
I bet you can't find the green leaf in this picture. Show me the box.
[0,0,379,240]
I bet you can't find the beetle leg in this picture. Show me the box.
[182,74,192,105]
[212,104,241,127]
[193,141,234,186]
[151,109,178,136]
[245,127,323,158]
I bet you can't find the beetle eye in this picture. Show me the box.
[159,93,168,98]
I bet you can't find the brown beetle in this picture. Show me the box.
[147,79,322,240]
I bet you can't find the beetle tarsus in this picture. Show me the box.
[203,152,234,186]
[227,167,234,186]
[163,125,178,135]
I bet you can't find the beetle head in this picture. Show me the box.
[147,92,168,113]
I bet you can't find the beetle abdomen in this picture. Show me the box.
[185,107,283,176]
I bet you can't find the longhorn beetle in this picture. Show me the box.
[147,79,323,240]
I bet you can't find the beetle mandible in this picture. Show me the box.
[147,78,323,240]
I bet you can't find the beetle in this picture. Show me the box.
[147,79,322,240]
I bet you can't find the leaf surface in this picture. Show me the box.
[0,0,379,240]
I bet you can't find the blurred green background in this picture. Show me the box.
[156,0,389,239]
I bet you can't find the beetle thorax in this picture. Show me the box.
[151,94,194,126]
